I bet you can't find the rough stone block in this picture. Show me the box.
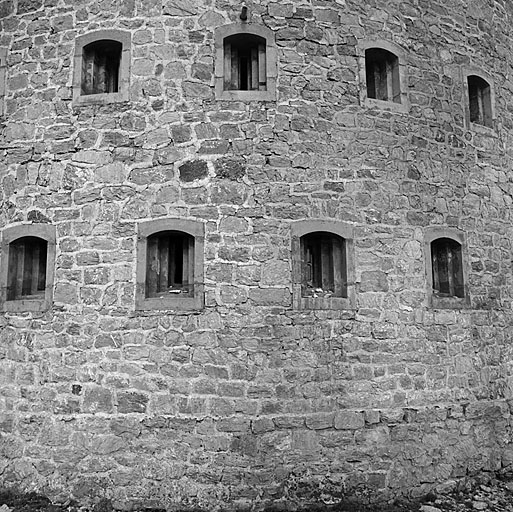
[179,160,208,182]
[117,392,149,414]
[334,411,365,430]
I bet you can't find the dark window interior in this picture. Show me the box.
[365,48,400,103]
[300,232,346,298]
[7,237,47,301]
[431,238,464,298]
[146,231,194,298]
[224,33,266,91]
[81,39,122,95]
[468,75,492,127]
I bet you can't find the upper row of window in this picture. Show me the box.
[0,220,468,314]
[68,27,494,128]
[0,25,491,128]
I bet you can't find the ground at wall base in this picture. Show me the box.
[3,474,513,512]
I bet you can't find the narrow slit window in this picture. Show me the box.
[300,232,347,298]
[468,75,492,127]
[146,231,195,299]
[81,39,122,95]
[365,48,400,103]
[431,238,464,298]
[224,34,266,91]
[7,237,48,301]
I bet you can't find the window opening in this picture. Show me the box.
[7,237,47,301]
[300,232,346,298]
[468,75,492,127]
[146,231,195,298]
[224,33,266,91]
[82,40,122,95]
[365,48,400,103]
[431,238,464,298]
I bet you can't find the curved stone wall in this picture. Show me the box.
[1,0,513,509]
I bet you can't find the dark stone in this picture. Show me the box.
[215,158,246,180]
[27,210,50,223]
[179,160,208,182]
[17,0,42,13]
[117,392,148,413]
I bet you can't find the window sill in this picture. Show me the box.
[135,295,204,311]
[1,298,51,312]
[363,97,408,113]
[429,295,469,309]
[215,85,276,102]
[295,295,355,311]
[73,91,129,106]
[469,121,496,135]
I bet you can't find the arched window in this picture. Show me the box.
[73,30,131,105]
[365,48,400,103]
[467,75,493,128]
[424,228,468,308]
[215,24,276,101]
[291,220,354,310]
[300,232,347,299]
[136,219,204,310]
[0,224,56,312]
[430,238,464,298]
[145,231,195,299]
[81,40,122,95]
[223,33,266,92]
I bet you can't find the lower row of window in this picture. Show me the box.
[0,219,468,312]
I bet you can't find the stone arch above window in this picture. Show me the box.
[72,29,131,106]
[136,218,205,311]
[358,39,408,112]
[424,227,469,309]
[291,219,355,310]
[464,69,495,130]
[0,224,56,312]
[214,23,277,101]
[0,47,7,117]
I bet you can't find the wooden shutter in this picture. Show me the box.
[258,43,266,90]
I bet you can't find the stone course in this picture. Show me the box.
[2,0,513,510]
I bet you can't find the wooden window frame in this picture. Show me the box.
[424,228,469,309]
[465,72,494,130]
[0,224,56,312]
[0,48,6,117]
[136,219,204,311]
[215,23,277,101]
[365,48,400,103]
[73,30,131,106]
[358,40,408,113]
[291,220,355,310]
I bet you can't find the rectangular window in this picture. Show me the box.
[82,40,121,95]
[468,75,492,128]
[7,237,48,301]
[301,232,347,299]
[431,238,464,298]
[223,34,266,91]
[365,48,400,103]
[145,231,195,299]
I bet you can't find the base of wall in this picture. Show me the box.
[2,399,512,511]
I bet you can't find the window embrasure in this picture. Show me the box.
[73,30,131,106]
[424,228,469,309]
[0,48,7,117]
[215,23,277,101]
[358,40,408,112]
[291,220,355,310]
[0,224,56,312]
[467,74,493,128]
[136,219,204,311]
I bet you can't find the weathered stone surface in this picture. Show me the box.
[2,0,513,510]
[179,160,208,182]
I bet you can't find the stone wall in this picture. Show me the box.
[2,0,513,509]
